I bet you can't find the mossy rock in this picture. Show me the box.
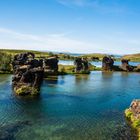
[14,86,39,96]
[125,109,140,139]
[125,109,133,120]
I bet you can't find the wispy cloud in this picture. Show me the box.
[0,28,42,41]
[0,27,95,53]
[0,27,140,54]
[57,0,127,14]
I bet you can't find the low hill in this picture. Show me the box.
[0,49,120,61]
[0,49,108,61]
[80,53,107,61]
[122,53,140,62]
[0,49,75,60]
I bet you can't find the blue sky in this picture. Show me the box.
[0,0,140,54]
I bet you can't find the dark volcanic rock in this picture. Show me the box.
[12,52,44,96]
[102,56,114,71]
[44,55,59,75]
[120,59,134,72]
[74,57,90,73]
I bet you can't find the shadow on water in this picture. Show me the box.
[44,76,59,86]
[75,74,90,83]
[12,95,47,121]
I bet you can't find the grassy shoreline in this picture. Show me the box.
[1,49,140,74]
[1,48,140,62]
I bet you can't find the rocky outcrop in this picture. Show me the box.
[12,52,44,96]
[133,65,140,72]
[74,57,90,74]
[102,56,114,71]
[125,100,140,139]
[102,56,140,72]
[44,55,59,75]
[120,59,134,72]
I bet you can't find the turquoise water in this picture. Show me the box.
[0,72,140,140]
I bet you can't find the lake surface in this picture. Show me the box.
[59,60,140,67]
[0,72,140,140]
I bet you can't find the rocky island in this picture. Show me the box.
[125,100,140,139]
[12,52,44,96]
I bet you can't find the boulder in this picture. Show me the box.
[125,100,140,139]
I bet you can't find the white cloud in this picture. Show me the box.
[0,27,140,55]
[0,27,96,53]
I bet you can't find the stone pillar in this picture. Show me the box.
[12,52,44,96]
[44,55,59,75]
[121,59,133,71]
[102,56,114,71]
[74,58,83,72]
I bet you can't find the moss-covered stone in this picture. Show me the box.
[125,100,140,139]
[14,86,39,96]
[125,109,133,120]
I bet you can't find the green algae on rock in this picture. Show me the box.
[12,52,44,96]
[14,86,39,96]
[125,100,140,139]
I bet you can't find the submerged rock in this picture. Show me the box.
[12,52,44,96]
[111,124,137,140]
[0,120,31,140]
[125,100,140,140]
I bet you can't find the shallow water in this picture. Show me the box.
[59,60,140,67]
[0,72,140,140]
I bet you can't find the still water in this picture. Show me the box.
[0,72,140,140]
[59,60,140,67]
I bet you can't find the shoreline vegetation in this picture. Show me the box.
[1,49,140,61]
[1,49,140,74]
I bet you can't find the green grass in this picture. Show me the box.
[80,53,106,61]
[58,64,75,74]
[122,53,140,62]
[0,49,75,60]
[58,64,102,74]
[0,49,114,61]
